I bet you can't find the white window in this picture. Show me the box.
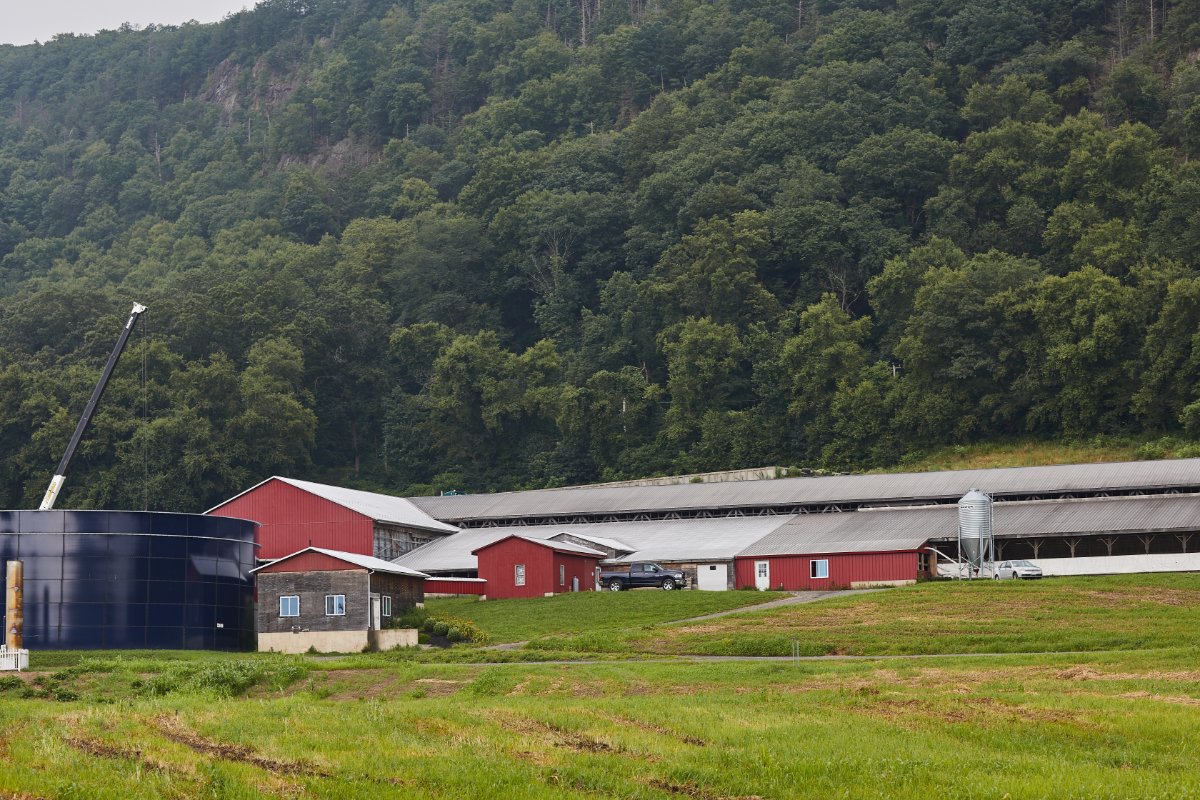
[514,564,526,586]
[756,562,768,579]
[810,559,829,579]
[559,564,565,586]
[279,596,299,617]
[381,595,392,617]
[325,594,346,616]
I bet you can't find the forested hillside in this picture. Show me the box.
[1,0,1198,510]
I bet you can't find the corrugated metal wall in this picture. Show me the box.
[208,479,373,559]
[734,551,918,590]
[477,538,554,599]
[425,578,487,595]
[477,540,601,599]
[552,552,600,592]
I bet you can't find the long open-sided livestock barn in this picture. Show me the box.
[205,459,1200,593]
[388,459,1200,589]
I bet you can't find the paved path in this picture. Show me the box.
[662,588,886,625]
[481,589,885,651]
[416,649,1116,667]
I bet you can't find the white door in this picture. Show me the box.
[697,563,728,591]
[370,594,381,630]
[754,560,770,591]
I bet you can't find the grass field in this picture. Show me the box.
[523,574,1200,657]
[3,575,1200,798]
[878,435,1200,473]
[423,589,787,644]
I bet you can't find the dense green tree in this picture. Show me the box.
[0,0,1196,504]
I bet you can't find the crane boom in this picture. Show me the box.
[39,303,148,511]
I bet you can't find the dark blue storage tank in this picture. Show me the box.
[0,510,257,650]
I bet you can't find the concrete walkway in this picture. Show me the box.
[481,588,885,651]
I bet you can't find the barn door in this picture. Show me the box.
[370,594,381,630]
[754,560,770,591]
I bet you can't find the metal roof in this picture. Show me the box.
[407,459,1200,522]
[549,532,636,552]
[394,516,790,573]
[740,494,1200,557]
[251,546,431,578]
[472,535,607,557]
[214,477,459,534]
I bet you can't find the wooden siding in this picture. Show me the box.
[476,538,600,600]
[208,479,374,560]
[256,551,360,574]
[734,551,919,590]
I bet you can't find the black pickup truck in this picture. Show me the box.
[600,562,687,591]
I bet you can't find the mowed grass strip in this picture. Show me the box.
[424,589,786,643]
[577,573,1200,657]
[3,651,1200,798]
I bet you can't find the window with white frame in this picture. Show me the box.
[756,562,768,579]
[559,564,565,586]
[325,594,346,616]
[810,559,829,579]
[381,595,392,616]
[279,596,299,617]
[514,564,526,586]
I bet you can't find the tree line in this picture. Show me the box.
[0,0,1198,509]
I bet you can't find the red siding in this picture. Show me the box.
[425,578,487,595]
[475,538,601,600]
[552,552,600,593]
[734,551,919,590]
[256,551,362,574]
[208,478,374,560]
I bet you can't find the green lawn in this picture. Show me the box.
[4,575,1200,798]
[3,648,1200,798]
[536,573,1200,657]
[424,588,787,643]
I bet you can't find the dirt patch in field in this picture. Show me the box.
[1057,667,1200,682]
[152,714,329,778]
[647,777,763,799]
[1119,691,1200,706]
[411,677,467,697]
[488,711,639,758]
[64,725,188,777]
[584,711,707,746]
[1081,588,1200,607]
[0,792,51,800]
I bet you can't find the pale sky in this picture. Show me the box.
[2,1,254,45]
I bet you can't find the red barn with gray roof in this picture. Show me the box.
[472,535,604,600]
[207,477,458,561]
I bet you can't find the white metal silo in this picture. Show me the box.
[958,488,994,577]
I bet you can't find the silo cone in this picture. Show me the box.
[958,489,993,570]
[6,560,22,650]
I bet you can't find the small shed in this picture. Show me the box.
[471,535,604,600]
[251,547,428,654]
[208,476,458,561]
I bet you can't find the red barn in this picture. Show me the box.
[471,535,604,600]
[207,477,458,562]
[735,551,929,590]
[734,514,933,590]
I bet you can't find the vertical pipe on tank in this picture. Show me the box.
[5,560,22,650]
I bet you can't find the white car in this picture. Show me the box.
[995,559,1043,579]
